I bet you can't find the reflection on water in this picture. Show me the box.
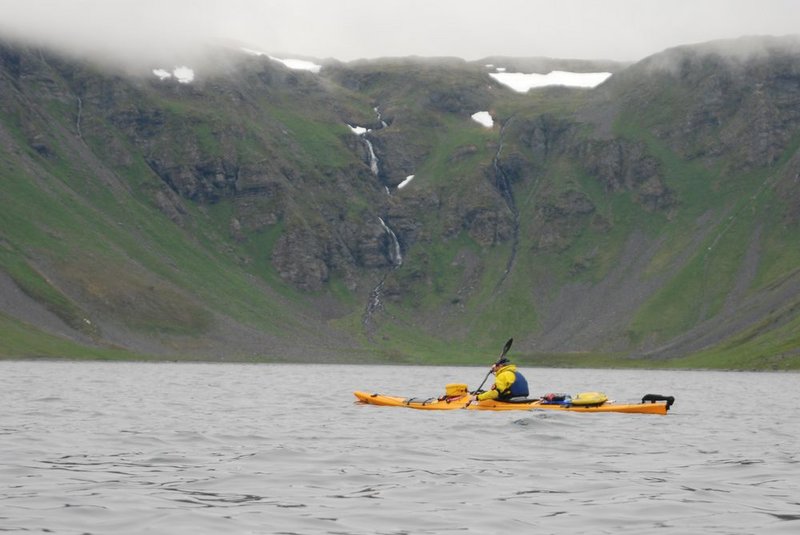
[2,361,798,534]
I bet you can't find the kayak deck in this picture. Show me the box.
[354,391,671,415]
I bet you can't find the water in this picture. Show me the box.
[2,361,798,534]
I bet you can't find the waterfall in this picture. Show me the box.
[76,97,83,139]
[374,107,388,128]
[348,107,388,179]
[364,138,380,176]
[378,217,402,267]
[354,109,405,341]
[492,117,519,291]
[361,216,401,339]
[364,280,385,320]
[347,123,380,176]
[361,277,385,340]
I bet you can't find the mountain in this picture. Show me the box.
[1,35,799,369]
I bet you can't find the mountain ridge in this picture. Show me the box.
[1,35,799,369]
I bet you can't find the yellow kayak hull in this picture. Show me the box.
[353,391,670,415]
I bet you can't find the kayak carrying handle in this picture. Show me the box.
[641,394,675,410]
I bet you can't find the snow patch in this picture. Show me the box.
[397,175,415,189]
[153,69,171,80]
[471,111,494,128]
[241,47,322,73]
[153,66,194,83]
[241,47,266,56]
[271,57,321,73]
[490,70,612,92]
[173,66,195,84]
[347,124,369,135]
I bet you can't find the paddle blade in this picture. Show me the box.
[501,338,513,357]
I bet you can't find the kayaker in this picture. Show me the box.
[470,357,529,402]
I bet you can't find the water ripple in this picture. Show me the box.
[2,362,799,534]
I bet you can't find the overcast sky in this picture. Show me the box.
[1,0,799,65]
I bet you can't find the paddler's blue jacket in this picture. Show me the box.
[476,363,529,401]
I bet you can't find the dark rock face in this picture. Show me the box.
[272,225,330,291]
[494,152,527,184]
[578,139,674,210]
[520,114,576,160]
[535,190,597,250]
[540,190,595,220]
[427,85,489,114]
[109,107,167,139]
[232,181,284,233]
[464,207,514,247]
[146,157,238,202]
[517,114,674,212]
[355,221,396,269]
[615,39,800,171]
[368,130,429,188]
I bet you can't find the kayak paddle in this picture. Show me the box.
[471,338,513,394]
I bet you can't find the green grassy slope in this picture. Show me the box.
[2,41,800,369]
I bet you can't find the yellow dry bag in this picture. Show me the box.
[444,383,469,397]
[571,391,608,406]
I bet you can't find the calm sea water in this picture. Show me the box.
[1,361,798,534]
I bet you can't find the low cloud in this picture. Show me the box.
[1,0,800,68]
[0,0,256,68]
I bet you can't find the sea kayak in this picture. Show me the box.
[353,391,674,415]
